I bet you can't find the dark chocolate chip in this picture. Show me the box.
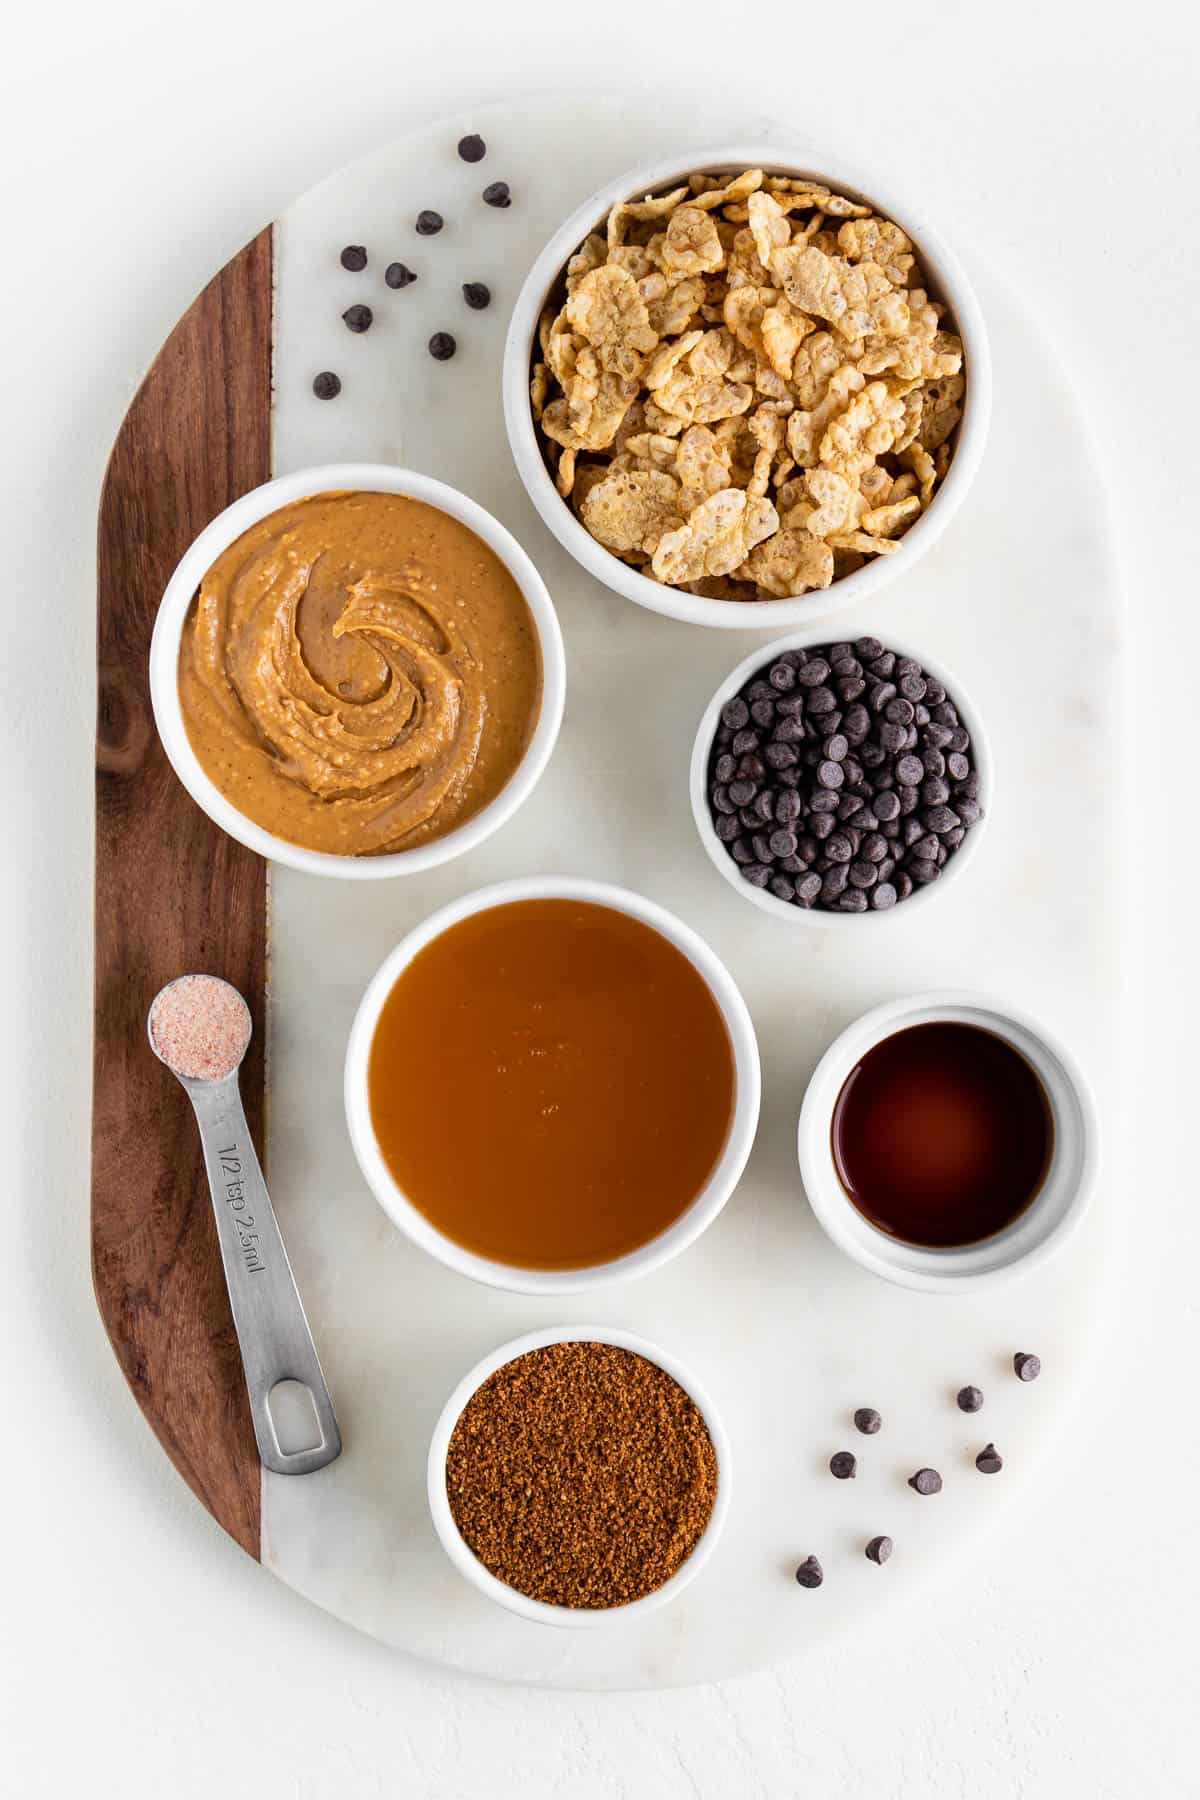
[457,133,487,162]
[795,1555,824,1589]
[896,753,925,787]
[722,697,750,730]
[872,882,897,909]
[1013,1352,1042,1382]
[856,636,884,659]
[769,659,797,691]
[976,1443,1004,1474]
[796,872,822,905]
[908,1468,943,1495]
[339,244,368,271]
[769,875,795,901]
[428,331,457,361]
[462,281,491,309]
[854,1407,882,1435]
[312,370,341,400]
[836,890,869,912]
[416,209,444,235]
[865,1535,893,1565]
[483,181,511,207]
[385,261,418,289]
[715,814,739,843]
[957,1385,984,1413]
[830,1451,857,1480]
[743,863,770,888]
[342,304,373,333]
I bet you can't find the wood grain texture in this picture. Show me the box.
[92,229,273,1558]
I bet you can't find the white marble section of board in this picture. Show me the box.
[264,98,1122,1689]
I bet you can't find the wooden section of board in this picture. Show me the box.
[92,229,273,1558]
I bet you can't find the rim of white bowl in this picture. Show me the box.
[343,875,761,1294]
[148,463,566,879]
[503,141,992,631]
[797,990,1101,1292]
[689,629,992,926]
[426,1324,732,1627]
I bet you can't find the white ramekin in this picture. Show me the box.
[427,1324,732,1628]
[503,143,991,631]
[344,875,761,1294]
[690,630,991,926]
[797,992,1100,1292]
[149,464,566,879]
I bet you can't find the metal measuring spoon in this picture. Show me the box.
[148,974,341,1475]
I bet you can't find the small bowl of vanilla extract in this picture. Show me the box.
[797,993,1099,1291]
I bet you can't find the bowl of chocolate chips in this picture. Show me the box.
[690,632,990,921]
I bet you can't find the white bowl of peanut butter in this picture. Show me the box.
[150,464,565,877]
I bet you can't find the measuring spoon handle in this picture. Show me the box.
[188,1077,342,1475]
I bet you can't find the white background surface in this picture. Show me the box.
[1,1,1195,1793]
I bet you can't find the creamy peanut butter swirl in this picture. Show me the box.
[178,492,540,856]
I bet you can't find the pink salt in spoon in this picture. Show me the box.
[147,974,342,1475]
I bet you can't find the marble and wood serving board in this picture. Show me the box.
[93,97,1123,1689]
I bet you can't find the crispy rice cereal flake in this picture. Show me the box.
[533,167,964,595]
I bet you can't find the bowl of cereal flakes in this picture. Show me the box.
[503,147,990,629]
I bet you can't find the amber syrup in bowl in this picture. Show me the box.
[830,1021,1054,1248]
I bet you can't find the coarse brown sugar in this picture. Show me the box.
[445,1342,718,1609]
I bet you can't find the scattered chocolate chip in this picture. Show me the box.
[457,133,486,162]
[865,1535,893,1565]
[908,1467,943,1495]
[385,261,418,289]
[482,180,511,208]
[976,1443,1003,1474]
[416,209,444,236]
[339,244,367,271]
[794,1555,824,1589]
[829,1451,857,1480]
[1013,1352,1042,1382]
[311,371,341,400]
[854,1407,882,1435]
[342,304,373,334]
[428,331,457,361]
[957,1385,984,1413]
[462,281,491,310]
